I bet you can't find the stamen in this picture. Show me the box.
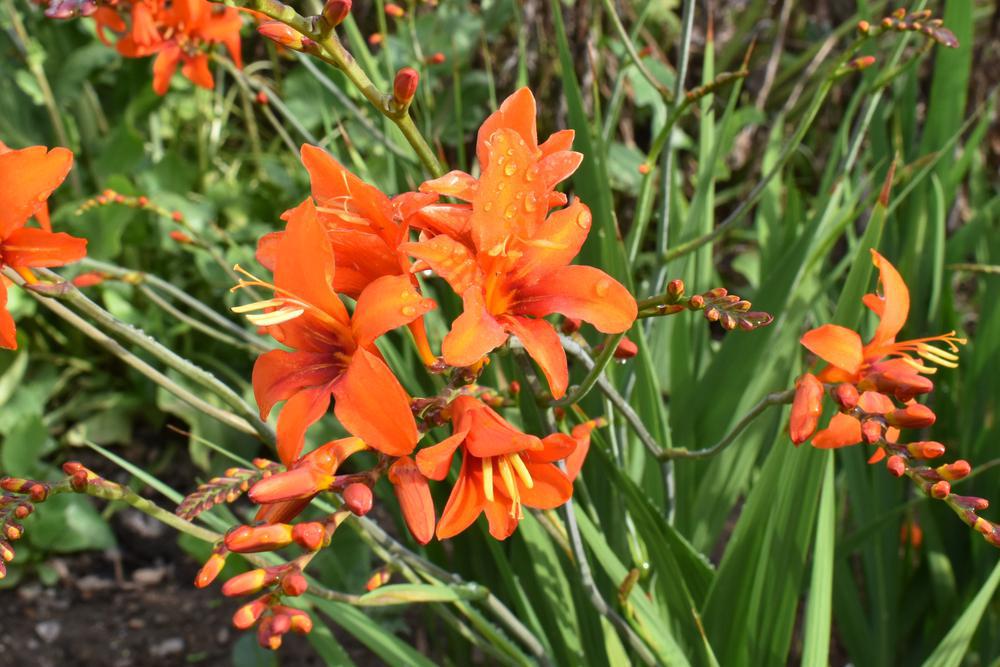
[231,298,286,313]
[246,308,305,326]
[901,356,938,374]
[497,457,520,508]
[916,344,959,368]
[481,457,494,502]
[508,453,534,489]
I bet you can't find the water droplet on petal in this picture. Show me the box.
[524,194,538,212]
[575,211,591,229]
[595,279,610,297]
[497,156,505,165]
[504,204,518,220]
[504,163,517,177]
[525,166,538,182]
[484,202,493,212]
[401,305,417,317]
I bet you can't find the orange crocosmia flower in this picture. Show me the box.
[810,391,894,449]
[0,145,88,349]
[415,396,575,540]
[256,145,438,362]
[234,198,434,466]
[117,0,243,95]
[403,89,636,398]
[800,250,964,386]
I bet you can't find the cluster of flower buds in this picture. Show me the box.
[176,459,281,521]
[0,478,47,579]
[636,279,773,331]
[37,0,95,19]
[857,7,959,48]
[76,187,187,225]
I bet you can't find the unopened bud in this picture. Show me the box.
[0,541,14,562]
[13,504,31,519]
[257,617,283,650]
[385,2,404,17]
[704,307,720,322]
[368,33,383,46]
[886,455,905,477]
[72,271,106,288]
[280,571,308,596]
[667,279,685,300]
[613,337,638,360]
[343,483,373,516]
[789,373,824,445]
[366,568,392,591]
[930,480,951,499]
[638,163,650,175]
[560,317,582,334]
[906,441,945,459]
[233,596,269,629]
[222,568,277,597]
[291,522,326,551]
[688,295,705,309]
[273,605,313,634]
[393,67,419,105]
[935,459,971,481]
[850,56,877,71]
[322,0,351,26]
[70,470,88,492]
[426,52,446,65]
[886,403,936,429]
[4,523,23,541]
[171,211,184,222]
[861,419,884,444]
[833,384,859,410]
[952,495,989,511]
[258,21,306,50]
[225,524,294,553]
[169,230,193,244]
[255,90,268,105]
[857,19,871,33]
[195,551,228,588]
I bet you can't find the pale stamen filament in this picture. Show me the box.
[497,457,521,517]
[508,453,534,489]
[481,456,494,502]
[246,308,305,326]
[229,264,348,333]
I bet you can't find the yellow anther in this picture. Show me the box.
[481,456,494,502]
[246,308,305,326]
[508,453,534,489]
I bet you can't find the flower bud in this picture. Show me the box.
[70,470,88,492]
[861,369,933,401]
[906,441,945,459]
[257,616,283,650]
[13,503,32,519]
[613,337,638,360]
[233,596,269,630]
[667,279,685,300]
[4,523,23,541]
[281,571,309,596]
[849,56,876,71]
[393,67,419,106]
[935,459,971,481]
[195,550,228,588]
[688,295,705,309]
[427,52,446,65]
[72,271,106,288]
[366,568,391,591]
[322,0,351,26]
[857,19,871,34]
[225,524,294,553]
[886,403,936,429]
[250,466,328,504]
[833,384,859,410]
[273,606,313,634]
[258,21,307,50]
[343,483,373,516]
[930,480,951,499]
[291,522,326,551]
[951,495,989,511]
[789,373,824,445]
[886,455,905,477]
[0,540,15,562]
[638,163,650,175]
[560,317,582,334]
[862,419,884,444]
[385,3,404,17]
[223,568,278,597]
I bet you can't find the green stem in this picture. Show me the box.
[550,332,626,407]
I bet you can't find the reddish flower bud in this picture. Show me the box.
[291,522,326,551]
[560,317,582,334]
[886,403,936,429]
[257,616,283,650]
[258,21,306,50]
[385,3,404,17]
[906,441,945,459]
[226,524,294,553]
[250,466,328,504]
[223,568,277,597]
[426,52,446,65]
[4,523,23,541]
[638,163,650,175]
[388,457,435,544]
[861,369,933,401]
[195,550,228,588]
[857,19,871,33]
[833,383,859,410]
[343,483,373,516]
[862,419,884,444]
[233,596,269,629]
[70,470,88,492]
[789,373,824,445]
[368,33,383,46]
[508,380,521,396]
[281,571,309,596]
[936,459,971,481]
[72,271,106,287]
[886,455,905,477]
[366,568,391,591]
[322,0,351,26]
[849,56,876,71]
[930,480,951,499]
[256,90,268,105]
[169,230,193,244]
[0,541,15,562]
[952,495,989,511]
[269,613,292,636]
[667,279,685,300]
[273,606,313,634]
[393,67,419,105]
[13,503,32,519]
[688,295,705,309]
[170,211,184,222]
[613,337,638,360]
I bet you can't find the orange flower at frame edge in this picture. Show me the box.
[403,88,637,399]
[0,144,87,349]
[415,396,575,540]
[234,198,434,466]
[796,249,964,448]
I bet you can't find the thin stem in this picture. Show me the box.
[136,283,265,353]
[658,388,795,460]
[550,332,626,407]
[599,0,671,103]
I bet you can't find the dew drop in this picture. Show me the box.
[401,305,417,317]
[504,163,518,177]
[504,204,518,220]
[525,166,539,182]
[523,194,538,212]
[484,202,493,212]
[497,156,505,166]
[595,279,610,297]
[575,211,591,229]
[496,182,506,191]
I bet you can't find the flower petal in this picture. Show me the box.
[388,457,436,545]
[501,315,568,399]
[300,144,392,232]
[538,129,575,157]
[800,324,864,375]
[0,282,17,350]
[510,198,591,284]
[866,250,910,353]
[400,235,481,295]
[811,413,862,449]
[436,451,485,540]
[482,495,519,540]
[513,265,637,333]
[415,428,468,480]
[152,44,181,95]
[1,228,86,269]
[332,348,418,457]
[464,402,542,458]
[181,53,214,90]
[0,146,73,238]
[252,349,341,420]
[419,171,478,201]
[475,87,538,167]
[519,462,572,509]
[351,274,435,347]
[275,385,332,465]
[442,287,509,367]
[531,432,577,464]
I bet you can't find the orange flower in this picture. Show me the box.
[116,0,243,95]
[257,145,438,363]
[233,198,434,465]
[0,144,87,349]
[403,89,636,397]
[415,396,575,540]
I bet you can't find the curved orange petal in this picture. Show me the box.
[811,413,862,449]
[858,390,894,414]
[415,429,468,480]
[511,198,591,284]
[351,274,435,347]
[531,432,577,464]
[1,228,86,269]
[866,250,910,354]
[410,203,472,240]
[464,404,541,458]
[0,146,73,238]
[256,231,281,271]
[475,87,538,167]
[332,348,417,457]
[519,462,572,509]
[513,265,637,334]
[275,198,350,325]
[538,150,583,190]
[418,171,478,201]
[539,129,575,157]
[181,53,214,90]
[252,349,341,420]
[563,422,599,481]
[442,287,508,367]
[152,44,181,95]
[388,457,436,545]
[501,315,568,399]
[400,235,481,295]
[482,495,519,540]
[436,452,485,540]
[0,282,16,350]
[275,385,332,465]
[800,324,863,375]
[300,144,391,232]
